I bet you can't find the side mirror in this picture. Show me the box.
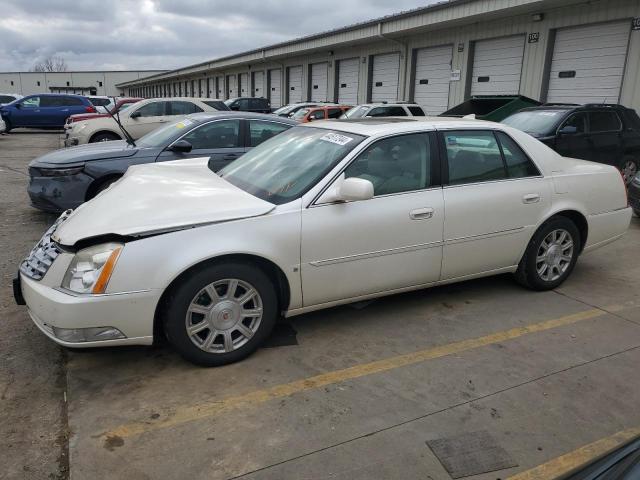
[558,125,578,135]
[169,140,193,153]
[130,111,141,119]
[337,177,374,202]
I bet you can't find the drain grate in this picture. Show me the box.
[426,430,517,479]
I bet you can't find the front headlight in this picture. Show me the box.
[62,243,123,294]
[34,166,84,177]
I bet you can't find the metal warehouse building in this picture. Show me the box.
[118,0,640,113]
[0,70,166,97]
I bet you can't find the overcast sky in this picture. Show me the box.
[0,0,440,72]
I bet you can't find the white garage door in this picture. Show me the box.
[371,53,400,103]
[226,75,237,99]
[253,71,265,97]
[337,58,360,104]
[547,21,630,104]
[310,62,328,102]
[471,35,525,95]
[413,45,453,115]
[269,69,282,108]
[239,73,249,96]
[288,66,303,104]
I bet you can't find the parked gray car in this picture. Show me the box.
[28,112,296,212]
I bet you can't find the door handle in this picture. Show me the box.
[409,207,434,220]
[523,193,541,204]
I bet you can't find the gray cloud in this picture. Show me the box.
[0,0,438,71]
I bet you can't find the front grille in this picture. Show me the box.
[20,210,71,281]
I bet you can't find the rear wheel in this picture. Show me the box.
[620,157,638,185]
[90,131,121,143]
[515,217,580,291]
[163,262,278,366]
[3,119,12,133]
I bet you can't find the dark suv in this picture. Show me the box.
[224,97,271,113]
[502,104,640,184]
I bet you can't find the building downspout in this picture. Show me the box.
[377,22,409,101]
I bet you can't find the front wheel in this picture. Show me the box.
[515,217,580,291]
[3,119,12,133]
[163,262,278,366]
[620,157,638,185]
[90,132,121,143]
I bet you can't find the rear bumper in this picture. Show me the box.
[583,207,633,253]
[21,274,158,348]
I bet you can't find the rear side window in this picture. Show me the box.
[444,131,506,185]
[408,106,426,116]
[309,110,325,120]
[89,98,111,106]
[63,97,85,106]
[237,98,250,110]
[589,111,622,132]
[168,101,203,115]
[327,108,343,119]
[248,120,291,147]
[496,132,540,178]
[0,95,16,103]
[368,106,407,117]
[183,120,241,149]
[134,102,166,117]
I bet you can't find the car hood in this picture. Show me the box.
[52,157,276,246]
[30,140,139,166]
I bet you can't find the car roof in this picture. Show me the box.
[302,117,500,136]
[185,111,297,124]
[357,103,420,108]
[25,93,87,98]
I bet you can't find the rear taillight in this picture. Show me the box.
[85,106,96,113]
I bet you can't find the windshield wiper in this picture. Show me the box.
[105,97,136,147]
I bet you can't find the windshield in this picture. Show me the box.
[341,106,368,119]
[502,110,566,136]
[220,127,365,205]
[291,108,310,120]
[137,118,195,148]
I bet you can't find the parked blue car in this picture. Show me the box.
[0,93,96,131]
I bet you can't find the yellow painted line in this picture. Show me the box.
[106,308,603,440]
[508,426,640,480]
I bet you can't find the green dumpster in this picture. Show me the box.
[440,95,541,122]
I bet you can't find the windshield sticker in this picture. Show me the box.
[320,133,353,146]
[176,119,193,129]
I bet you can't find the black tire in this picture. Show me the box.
[514,216,581,291]
[163,262,278,367]
[90,131,121,143]
[620,157,638,186]
[3,119,12,133]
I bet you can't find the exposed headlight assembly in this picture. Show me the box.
[35,166,84,177]
[62,243,123,294]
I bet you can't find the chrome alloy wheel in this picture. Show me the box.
[185,279,263,354]
[536,229,574,282]
[621,160,638,185]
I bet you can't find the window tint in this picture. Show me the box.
[249,98,266,110]
[327,108,343,119]
[368,106,407,117]
[40,96,64,107]
[169,101,203,115]
[249,120,291,147]
[183,120,240,149]
[134,102,166,117]
[309,110,325,120]
[21,97,40,108]
[0,95,16,103]
[445,131,506,185]
[89,97,111,106]
[496,132,540,178]
[408,106,426,116]
[345,133,431,196]
[562,113,587,134]
[589,111,622,132]
[237,98,250,110]
[63,97,85,106]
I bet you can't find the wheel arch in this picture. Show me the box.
[85,173,123,201]
[537,209,589,253]
[152,253,291,343]
[88,129,122,143]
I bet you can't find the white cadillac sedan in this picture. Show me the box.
[15,118,632,366]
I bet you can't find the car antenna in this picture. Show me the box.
[105,96,136,147]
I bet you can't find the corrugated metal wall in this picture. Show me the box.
[124,0,640,112]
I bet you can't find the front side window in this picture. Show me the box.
[134,102,166,117]
[445,130,506,185]
[249,98,266,110]
[344,133,432,196]
[21,96,41,108]
[561,113,587,134]
[291,109,309,120]
[589,111,622,133]
[309,110,325,120]
[496,132,540,178]
[237,98,250,110]
[248,120,291,147]
[220,127,365,204]
[182,120,240,149]
[169,101,203,115]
